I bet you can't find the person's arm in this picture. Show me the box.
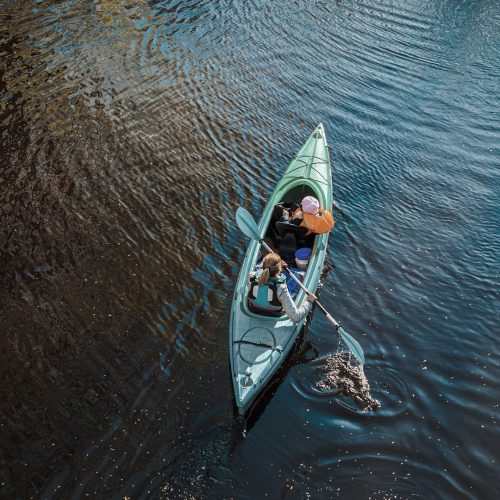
[277,284,313,323]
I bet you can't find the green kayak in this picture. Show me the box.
[230,124,333,415]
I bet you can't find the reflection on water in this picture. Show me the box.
[1,0,499,498]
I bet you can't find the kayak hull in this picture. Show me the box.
[230,124,333,415]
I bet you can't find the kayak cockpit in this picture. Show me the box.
[263,184,318,265]
[242,184,323,319]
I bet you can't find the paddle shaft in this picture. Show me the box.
[259,239,340,330]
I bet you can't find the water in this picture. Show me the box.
[1,0,498,497]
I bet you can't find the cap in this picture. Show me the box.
[301,196,320,215]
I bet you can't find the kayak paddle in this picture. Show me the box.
[235,207,365,366]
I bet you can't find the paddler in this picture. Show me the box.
[248,252,316,322]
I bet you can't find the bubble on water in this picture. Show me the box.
[317,353,381,412]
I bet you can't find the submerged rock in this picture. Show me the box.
[317,353,381,412]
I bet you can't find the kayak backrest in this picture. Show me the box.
[275,221,308,239]
[248,282,284,317]
[277,231,297,264]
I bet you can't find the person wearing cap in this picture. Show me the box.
[289,195,334,235]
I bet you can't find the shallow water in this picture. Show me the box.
[1,0,499,498]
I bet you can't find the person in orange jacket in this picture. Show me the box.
[284,195,334,235]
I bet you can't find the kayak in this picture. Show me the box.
[230,123,333,415]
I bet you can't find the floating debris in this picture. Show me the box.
[317,353,381,412]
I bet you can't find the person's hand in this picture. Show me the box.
[306,293,316,303]
[281,260,288,268]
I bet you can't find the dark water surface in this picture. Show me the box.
[1,0,499,498]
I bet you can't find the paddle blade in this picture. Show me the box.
[338,327,365,366]
[236,207,261,241]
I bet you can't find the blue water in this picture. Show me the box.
[0,0,499,498]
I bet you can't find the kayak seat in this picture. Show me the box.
[248,301,284,317]
[247,276,284,317]
[275,221,308,240]
[277,231,297,264]
[276,222,309,255]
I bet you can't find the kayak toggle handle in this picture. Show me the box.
[243,367,252,389]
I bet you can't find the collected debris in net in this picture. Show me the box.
[317,352,381,412]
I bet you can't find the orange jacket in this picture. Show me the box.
[291,207,335,234]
